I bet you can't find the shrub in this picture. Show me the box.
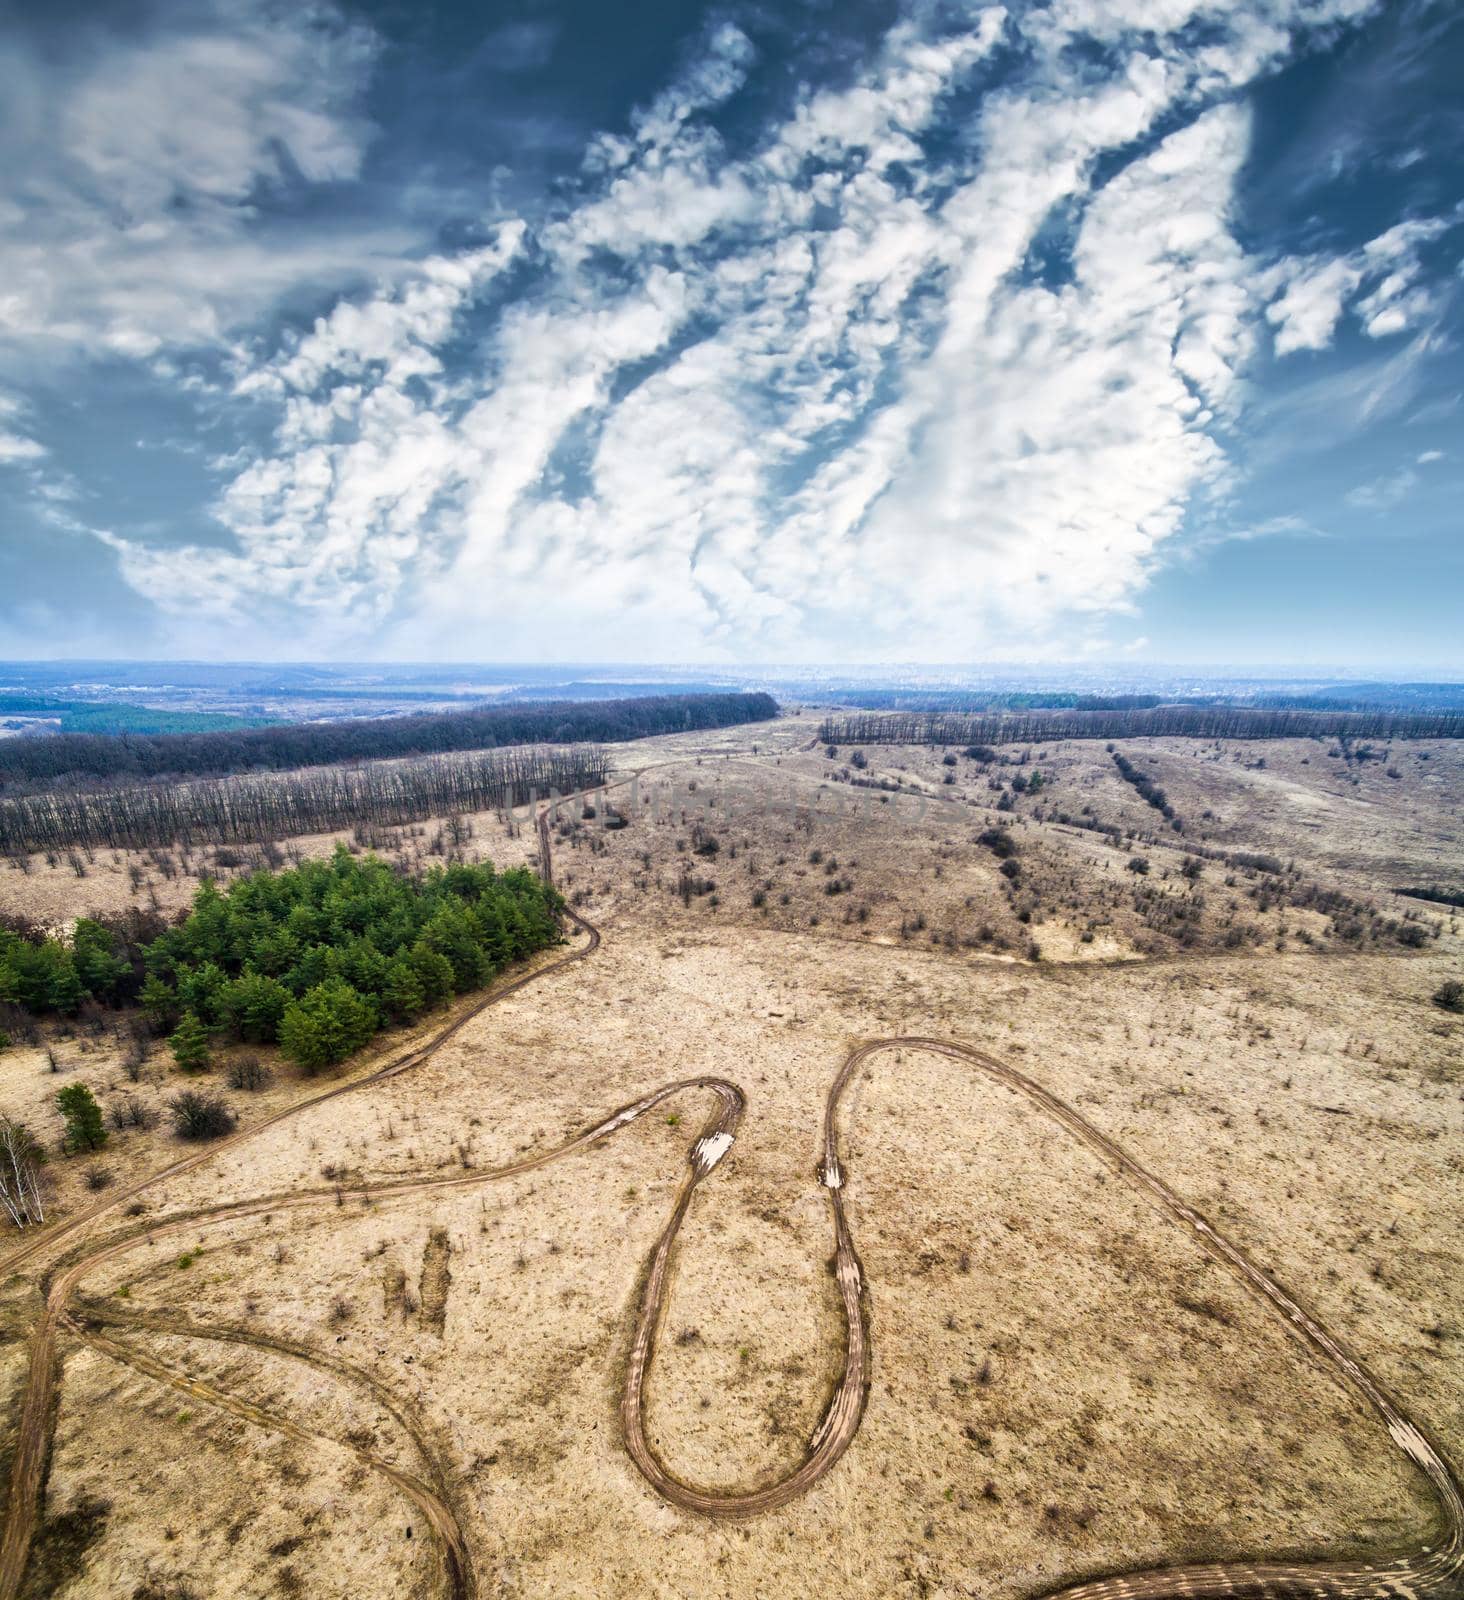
[109,1096,158,1131]
[168,1090,237,1141]
[1127,856,1150,875]
[1433,980,1464,1015]
[226,1054,272,1091]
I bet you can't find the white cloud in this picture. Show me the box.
[0,432,46,464]
[0,391,46,464]
[79,0,1439,658]
[0,0,399,367]
[1265,211,1458,354]
[853,104,1254,645]
[1346,467,1418,510]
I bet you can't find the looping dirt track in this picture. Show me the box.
[1,774,1460,1600]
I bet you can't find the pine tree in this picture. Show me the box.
[382,958,426,1022]
[56,1083,106,1153]
[278,981,377,1075]
[139,973,181,1032]
[170,1011,212,1073]
[219,971,289,1043]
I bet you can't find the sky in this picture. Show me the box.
[0,0,1460,670]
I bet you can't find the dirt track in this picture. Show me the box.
[1,775,1460,1600]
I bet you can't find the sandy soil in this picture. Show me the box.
[1,716,1460,1599]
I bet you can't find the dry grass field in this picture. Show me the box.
[1,714,1460,1599]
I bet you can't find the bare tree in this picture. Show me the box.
[0,1118,46,1228]
[819,707,1464,748]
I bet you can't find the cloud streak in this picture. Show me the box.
[0,0,395,367]
[12,0,1457,659]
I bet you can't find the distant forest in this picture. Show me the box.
[0,694,275,737]
[0,691,778,790]
[819,691,1170,713]
[817,684,1464,715]
[0,747,608,857]
[818,706,1464,746]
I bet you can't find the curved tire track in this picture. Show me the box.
[0,778,621,1600]
[2,767,1460,1600]
[65,1315,475,1599]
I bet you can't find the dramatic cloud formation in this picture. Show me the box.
[0,0,389,365]
[3,0,1462,661]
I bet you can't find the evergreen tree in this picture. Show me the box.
[408,943,456,1008]
[177,961,230,1026]
[279,980,378,1075]
[218,971,289,1043]
[139,973,182,1032]
[56,1083,106,1152]
[382,958,426,1022]
[0,938,85,1014]
[170,1011,212,1073]
[71,919,130,1002]
[0,839,562,1073]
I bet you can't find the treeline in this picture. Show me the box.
[821,690,1163,713]
[0,691,778,789]
[0,747,607,857]
[1246,683,1464,713]
[818,707,1464,746]
[1,848,563,1075]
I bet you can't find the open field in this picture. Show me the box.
[1,714,1461,1599]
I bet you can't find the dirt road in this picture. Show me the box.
[1,773,1460,1600]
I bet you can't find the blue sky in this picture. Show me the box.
[0,0,1460,669]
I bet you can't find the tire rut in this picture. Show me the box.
[1,767,1459,1600]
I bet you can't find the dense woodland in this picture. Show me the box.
[0,746,607,857]
[0,691,778,789]
[818,707,1464,746]
[0,847,563,1073]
